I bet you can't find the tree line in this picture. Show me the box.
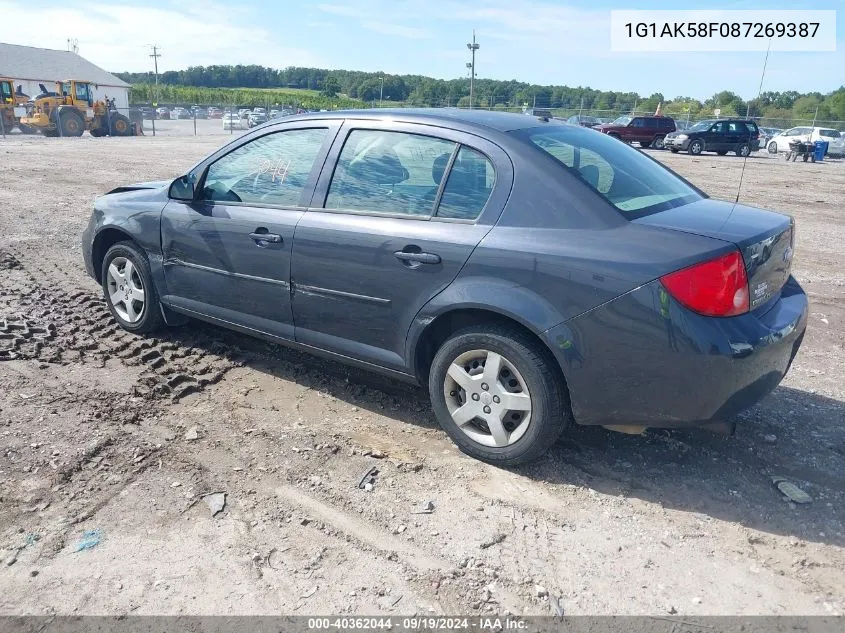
[117,65,845,125]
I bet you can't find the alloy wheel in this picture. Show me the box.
[443,349,532,448]
[106,256,146,323]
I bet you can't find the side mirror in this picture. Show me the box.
[169,173,196,201]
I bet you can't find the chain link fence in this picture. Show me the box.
[3,99,843,140]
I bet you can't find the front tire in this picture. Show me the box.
[688,139,703,155]
[768,141,778,154]
[109,113,131,136]
[101,241,164,334]
[428,325,570,466]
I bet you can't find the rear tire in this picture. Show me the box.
[101,241,164,334]
[736,143,750,157]
[428,324,571,466]
[651,135,665,150]
[57,107,84,137]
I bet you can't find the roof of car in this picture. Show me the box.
[284,108,561,133]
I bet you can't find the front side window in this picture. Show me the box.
[201,128,328,206]
[630,118,645,128]
[1,82,11,101]
[325,129,456,217]
[517,124,702,219]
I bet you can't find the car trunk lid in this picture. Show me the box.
[635,199,794,312]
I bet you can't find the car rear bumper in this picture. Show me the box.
[544,276,808,428]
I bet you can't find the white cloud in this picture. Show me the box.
[0,1,322,72]
[317,2,431,39]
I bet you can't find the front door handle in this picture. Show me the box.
[394,251,441,265]
[249,231,282,244]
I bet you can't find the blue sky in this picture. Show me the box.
[1,0,841,99]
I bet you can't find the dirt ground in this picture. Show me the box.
[0,132,843,617]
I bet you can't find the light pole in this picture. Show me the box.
[379,74,384,107]
[466,30,479,109]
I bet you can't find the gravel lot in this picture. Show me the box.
[0,132,843,617]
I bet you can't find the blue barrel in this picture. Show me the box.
[813,140,828,161]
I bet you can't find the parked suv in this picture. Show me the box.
[665,119,760,156]
[594,115,676,149]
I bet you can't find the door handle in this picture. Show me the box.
[394,251,441,265]
[249,231,282,244]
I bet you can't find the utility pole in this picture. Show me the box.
[466,30,479,110]
[150,45,161,89]
[380,74,384,107]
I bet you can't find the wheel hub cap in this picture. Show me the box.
[443,349,533,448]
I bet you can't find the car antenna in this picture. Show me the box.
[735,37,772,205]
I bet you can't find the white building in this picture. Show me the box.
[0,43,130,111]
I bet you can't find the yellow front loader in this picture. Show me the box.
[19,80,131,137]
[0,78,33,134]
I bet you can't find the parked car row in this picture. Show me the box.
[221,107,300,130]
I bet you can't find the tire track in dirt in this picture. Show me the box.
[0,247,234,401]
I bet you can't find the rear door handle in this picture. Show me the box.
[394,251,441,265]
[249,231,282,244]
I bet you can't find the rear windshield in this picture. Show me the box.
[514,125,702,219]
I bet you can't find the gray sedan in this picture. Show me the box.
[82,109,807,465]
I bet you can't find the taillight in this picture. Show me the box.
[660,250,749,317]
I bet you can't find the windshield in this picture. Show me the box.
[611,116,631,126]
[516,125,702,219]
[688,120,715,132]
[819,129,840,138]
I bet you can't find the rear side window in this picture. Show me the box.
[819,129,840,138]
[325,129,456,217]
[517,124,702,219]
[436,147,495,220]
[660,118,674,129]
